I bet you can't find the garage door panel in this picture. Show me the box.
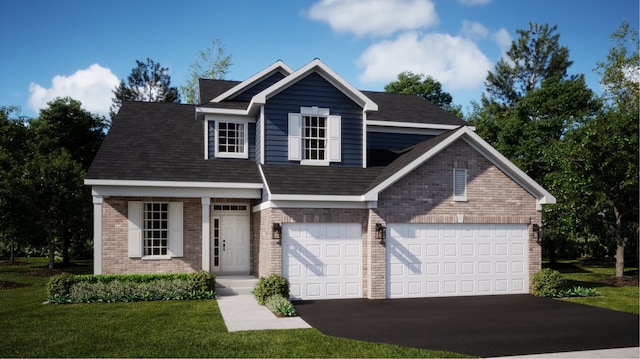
[284,223,362,300]
[388,224,529,298]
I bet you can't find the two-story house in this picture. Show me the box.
[85,59,555,300]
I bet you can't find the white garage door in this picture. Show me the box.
[283,223,362,300]
[387,224,528,298]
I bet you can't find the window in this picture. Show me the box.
[288,107,341,165]
[453,168,468,202]
[213,119,248,159]
[143,203,168,256]
[128,201,183,259]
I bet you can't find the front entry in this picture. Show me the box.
[211,204,250,274]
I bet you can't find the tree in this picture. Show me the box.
[181,39,233,104]
[385,71,463,117]
[580,20,639,277]
[110,58,180,119]
[29,97,106,267]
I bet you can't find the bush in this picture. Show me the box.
[253,274,289,305]
[557,286,599,298]
[189,270,215,291]
[47,273,76,297]
[264,295,297,317]
[532,268,566,297]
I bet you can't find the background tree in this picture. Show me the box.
[110,58,180,119]
[385,71,463,118]
[181,39,232,104]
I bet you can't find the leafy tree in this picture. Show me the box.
[384,71,463,117]
[181,38,232,104]
[110,58,180,119]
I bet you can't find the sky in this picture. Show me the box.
[0,0,637,119]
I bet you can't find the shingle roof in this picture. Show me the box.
[86,101,262,184]
[362,91,467,126]
[198,79,240,103]
[261,165,384,196]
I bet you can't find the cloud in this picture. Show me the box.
[461,20,489,40]
[458,0,492,5]
[28,64,119,117]
[356,32,492,90]
[491,28,512,52]
[307,0,438,37]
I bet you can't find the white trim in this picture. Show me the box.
[363,126,556,208]
[270,194,365,201]
[367,125,450,136]
[362,110,367,168]
[201,197,211,272]
[253,59,378,112]
[300,160,330,166]
[259,105,265,165]
[252,200,374,212]
[367,120,473,131]
[211,60,293,102]
[257,164,272,200]
[203,120,209,160]
[213,118,249,159]
[90,185,262,199]
[195,107,251,116]
[85,179,262,189]
[92,195,103,274]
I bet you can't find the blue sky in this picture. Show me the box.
[1,0,637,118]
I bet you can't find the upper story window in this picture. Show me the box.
[288,106,341,166]
[453,168,468,202]
[210,118,249,159]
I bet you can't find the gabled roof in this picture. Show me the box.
[85,102,262,185]
[210,60,293,103]
[198,79,239,104]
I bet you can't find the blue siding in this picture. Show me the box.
[263,72,363,166]
[367,132,434,151]
[207,120,256,161]
[232,72,287,102]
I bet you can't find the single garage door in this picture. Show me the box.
[387,223,528,298]
[283,223,362,300]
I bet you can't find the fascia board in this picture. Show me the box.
[84,179,263,189]
[269,193,365,202]
[253,200,373,211]
[210,60,293,103]
[252,59,378,112]
[91,185,262,199]
[367,120,475,131]
[195,107,250,116]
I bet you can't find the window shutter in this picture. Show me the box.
[288,113,302,161]
[453,169,467,200]
[328,115,341,162]
[128,201,143,258]
[168,202,184,257]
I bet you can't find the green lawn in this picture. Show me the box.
[0,258,469,358]
[545,259,639,314]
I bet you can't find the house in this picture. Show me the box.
[85,59,555,300]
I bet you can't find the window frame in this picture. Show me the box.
[453,168,468,202]
[289,106,340,166]
[142,202,169,258]
[213,118,249,159]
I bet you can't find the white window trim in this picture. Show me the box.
[128,201,184,259]
[453,168,468,202]
[214,119,249,159]
[288,106,340,166]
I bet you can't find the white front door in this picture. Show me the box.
[211,205,250,274]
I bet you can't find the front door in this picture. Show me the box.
[211,204,250,274]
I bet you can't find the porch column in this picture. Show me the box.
[92,195,103,275]
[201,197,211,271]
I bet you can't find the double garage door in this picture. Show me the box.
[282,223,528,300]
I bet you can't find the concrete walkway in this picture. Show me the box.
[216,294,311,332]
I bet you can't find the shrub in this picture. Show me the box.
[532,268,566,297]
[189,270,215,291]
[264,295,297,317]
[47,273,76,297]
[253,274,289,305]
[558,286,599,298]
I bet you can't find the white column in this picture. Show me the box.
[92,195,103,275]
[201,197,211,271]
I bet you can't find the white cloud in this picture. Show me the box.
[307,0,438,37]
[461,20,489,40]
[28,64,119,117]
[356,32,492,90]
[458,0,492,5]
[491,28,512,52]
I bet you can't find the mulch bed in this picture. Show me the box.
[22,269,65,277]
[0,281,31,290]
[595,276,639,286]
[0,260,30,266]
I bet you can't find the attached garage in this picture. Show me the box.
[282,223,362,300]
[387,223,529,298]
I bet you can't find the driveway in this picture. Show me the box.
[295,295,639,357]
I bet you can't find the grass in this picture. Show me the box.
[0,258,469,358]
[545,259,639,314]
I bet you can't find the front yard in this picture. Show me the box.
[0,258,465,358]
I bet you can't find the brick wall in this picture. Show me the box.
[101,197,202,274]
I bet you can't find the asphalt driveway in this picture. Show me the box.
[295,295,639,357]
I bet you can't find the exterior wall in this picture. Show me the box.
[101,197,202,274]
[232,72,286,102]
[263,72,363,166]
[370,139,542,298]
